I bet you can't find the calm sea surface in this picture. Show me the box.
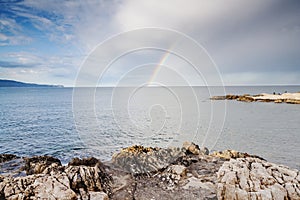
[0,86,299,169]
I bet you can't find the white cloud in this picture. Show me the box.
[0,18,22,33]
[0,18,32,46]
[0,33,8,41]
[18,0,119,51]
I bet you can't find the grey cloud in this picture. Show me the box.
[111,0,300,85]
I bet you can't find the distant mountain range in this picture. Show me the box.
[0,79,64,87]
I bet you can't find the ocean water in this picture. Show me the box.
[0,86,299,170]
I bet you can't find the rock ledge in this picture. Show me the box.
[0,142,299,200]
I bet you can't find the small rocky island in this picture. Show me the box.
[0,142,299,200]
[211,92,300,104]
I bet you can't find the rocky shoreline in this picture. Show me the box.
[211,92,300,104]
[1,142,299,200]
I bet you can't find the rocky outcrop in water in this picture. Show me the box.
[211,92,300,104]
[0,142,299,199]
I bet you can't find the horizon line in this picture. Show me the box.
[64,84,300,88]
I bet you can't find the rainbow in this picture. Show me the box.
[147,50,173,86]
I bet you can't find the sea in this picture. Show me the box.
[0,86,299,170]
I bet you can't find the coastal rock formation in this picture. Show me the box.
[217,157,300,200]
[0,154,18,163]
[211,92,300,104]
[110,142,208,174]
[0,172,78,200]
[0,157,111,200]
[23,155,62,175]
[110,145,184,174]
[132,154,224,200]
[211,149,265,160]
[0,142,299,199]
[66,157,112,197]
[0,154,24,177]
[182,141,209,155]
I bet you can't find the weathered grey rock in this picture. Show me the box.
[89,191,109,200]
[0,173,77,199]
[110,170,135,200]
[0,154,18,163]
[78,187,89,200]
[111,145,185,174]
[285,182,299,199]
[183,141,200,155]
[33,173,77,200]
[211,149,265,160]
[23,155,62,175]
[109,146,225,199]
[0,157,112,200]
[168,165,187,176]
[0,174,35,199]
[65,158,112,196]
[270,183,288,200]
[217,157,300,200]
[182,141,209,155]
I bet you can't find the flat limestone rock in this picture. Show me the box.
[217,157,300,200]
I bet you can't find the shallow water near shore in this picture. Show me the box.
[0,86,299,170]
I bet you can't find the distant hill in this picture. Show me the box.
[0,79,63,87]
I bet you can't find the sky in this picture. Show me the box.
[0,0,300,86]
